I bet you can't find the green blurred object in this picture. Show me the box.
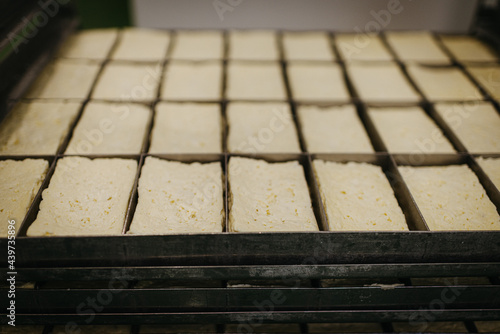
[75,0,131,29]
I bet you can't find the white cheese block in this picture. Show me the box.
[92,62,162,101]
[385,31,450,64]
[129,157,223,234]
[228,157,318,232]
[27,157,137,236]
[336,33,392,61]
[287,63,350,102]
[466,65,500,101]
[57,28,118,60]
[51,325,130,334]
[440,35,498,63]
[111,28,170,61]
[399,165,500,231]
[161,61,222,100]
[227,102,300,153]
[298,105,373,153]
[65,101,150,154]
[25,59,100,99]
[368,106,455,153]
[0,159,48,237]
[226,62,286,100]
[149,102,221,153]
[477,157,500,190]
[392,321,468,333]
[346,63,420,102]
[475,321,500,333]
[0,101,80,155]
[313,160,408,231]
[407,65,483,102]
[228,30,278,60]
[282,32,334,61]
[171,30,223,60]
[435,102,500,153]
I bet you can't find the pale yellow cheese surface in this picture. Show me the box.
[477,157,500,190]
[440,35,498,62]
[171,31,223,60]
[229,30,278,60]
[0,159,48,237]
[129,157,223,234]
[27,157,137,236]
[111,28,170,61]
[226,62,286,100]
[282,32,334,61]
[57,28,118,60]
[467,65,500,100]
[399,165,500,231]
[314,160,408,231]
[298,105,373,153]
[229,157,318,232]
[385,31,450,64]
[149,103,221,153]
[336,34,392,61]
[0,101,80,155]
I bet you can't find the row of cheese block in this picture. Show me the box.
[2,101,499,155]
[1,156,499,237]
[57,28,498,64]
[24,58,500,103]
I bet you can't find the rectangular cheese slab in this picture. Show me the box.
[336,34,392,61]
[171,30,223,60]
[283,32,334,61]
[440,35,498,63]
[111,28,170,61]
[477,157,500,190]
[57,28,118,60]
[385,31,450,64]
[466,65,500,101]
[228,30,278,60]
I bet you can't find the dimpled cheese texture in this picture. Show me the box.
[171,31,223,60]
[399,165,500,231]
[385,31,450,64]
[407,65,483,101]
[27,157,137,236]
[111,28,170,61]
[57,28,118,60]
[466,65,500,101]
[25,59,100,99]
[226,62,286,100]
[477,157,500,190]
[440,35,498,62]
[149,103,221,153]
[282,32,334,61]
[298,105,373,153]
[92,63,161,101]
[227,102,300,153]
[0,101,80,155]
[129,157,223,234]
[313,161,407,231]
[368,106,455,153]
[65,101,150,154]
[161,61,222,100]
[228,157,318,232]
[229,30,278,60]
[287,63,350,102]
[336,34,392,61]
[435,102,500,153]
[346,63,420,103]
[0,159,48,237]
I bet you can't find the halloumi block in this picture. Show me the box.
[314,160,408,231]
[287,63,350,102]
[440,35,498,63]
[227,102,300,153]
[57,28,118,60]
[399,165,500,230]
[298,105,373,153]
[407,65,483,101]
[346,63,420,102]
[336,34,392,61]
[229,157,318,232]
[229,30,278,60]
[25,59,100,99]
[27,157,137,236]
[226,62,286,100]
[129,157,223,234]
[65,101,150,154]
[171,30,223,60]
[368,106,455,153]
[149,103,221,153]
[0,101,80,155]
[161,61,222,100]
[385,31,450,64]
[111,28,170,61]
[477,157,500,190]
[0,159,48,237]
[435,102,500,153]
[92,62,162,101]
[282,32,334,61]
[466,65,500,101]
